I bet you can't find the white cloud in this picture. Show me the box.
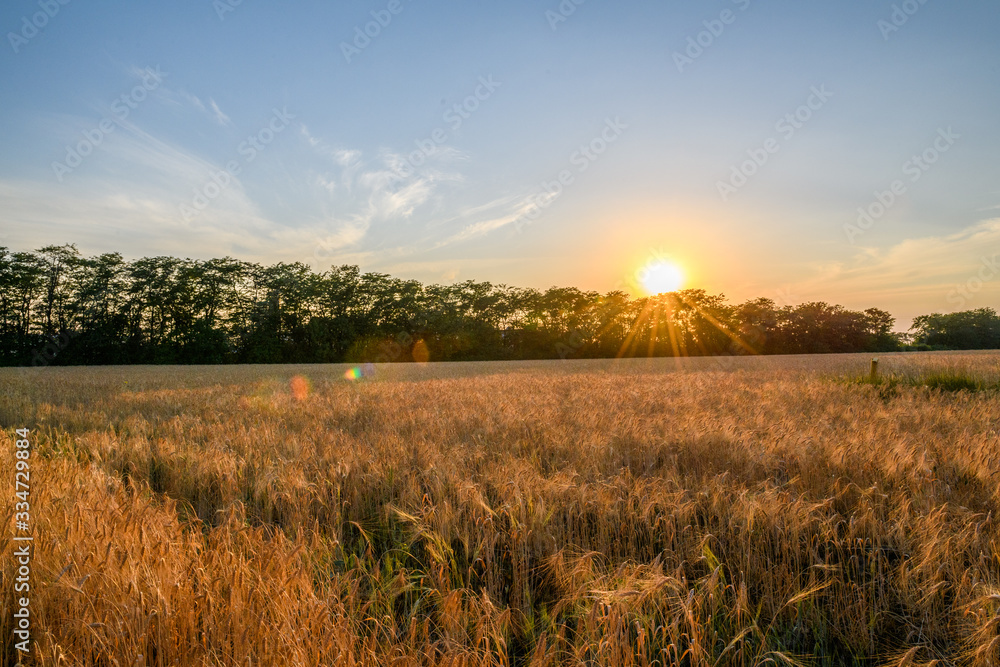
[437,192,551,246]
[208,99,233,127]
[171,89,207,113]
[157,88,233,128]
[292,129,472,256]
[3,106,279,259]
[334,149,361,166]
[6,102,541,280]
[797,218,1000,322]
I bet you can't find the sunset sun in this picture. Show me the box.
[638,260,685,295]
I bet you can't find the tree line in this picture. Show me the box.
[1,244,992,367]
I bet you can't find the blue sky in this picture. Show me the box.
[1,0,999,326]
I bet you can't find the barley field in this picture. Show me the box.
[2,352,1000,666]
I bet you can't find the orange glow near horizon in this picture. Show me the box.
[637,259,685,296]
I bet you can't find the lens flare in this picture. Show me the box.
[638,260,684,295]
[290,375,310,400]
[344,363,377,381]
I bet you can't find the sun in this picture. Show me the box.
[638,260,685,295]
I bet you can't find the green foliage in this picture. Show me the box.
[847,366,995,394]
[0,245,912,366]
[911,308,1000,350]
[920,370,986,392]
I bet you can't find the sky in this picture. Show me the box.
[1,0,998,328]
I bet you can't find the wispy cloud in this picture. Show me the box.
[441,211,523,245]
[160,89,233,127]
[293,126,470,257]
[795,218,1000,321]
[437,193,550,246]
[171,89,207,113]
[6,99,277,259]
[7,96,539,281]
[0,177,275,260]
[208,99,232,127]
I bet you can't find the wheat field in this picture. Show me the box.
[2,352,1000,666]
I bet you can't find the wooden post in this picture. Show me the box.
[870,358,879,381]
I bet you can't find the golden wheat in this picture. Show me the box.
[2,351,1000,666]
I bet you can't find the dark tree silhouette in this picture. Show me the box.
[10,245,987,368]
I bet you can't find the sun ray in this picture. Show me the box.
[638,260,684,296]
[673,291,757,356]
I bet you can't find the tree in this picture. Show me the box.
[35,244,81,336]
[911,309,1000,350]
[0,244,923,367]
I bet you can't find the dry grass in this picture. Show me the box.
[2,351,1000,666]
